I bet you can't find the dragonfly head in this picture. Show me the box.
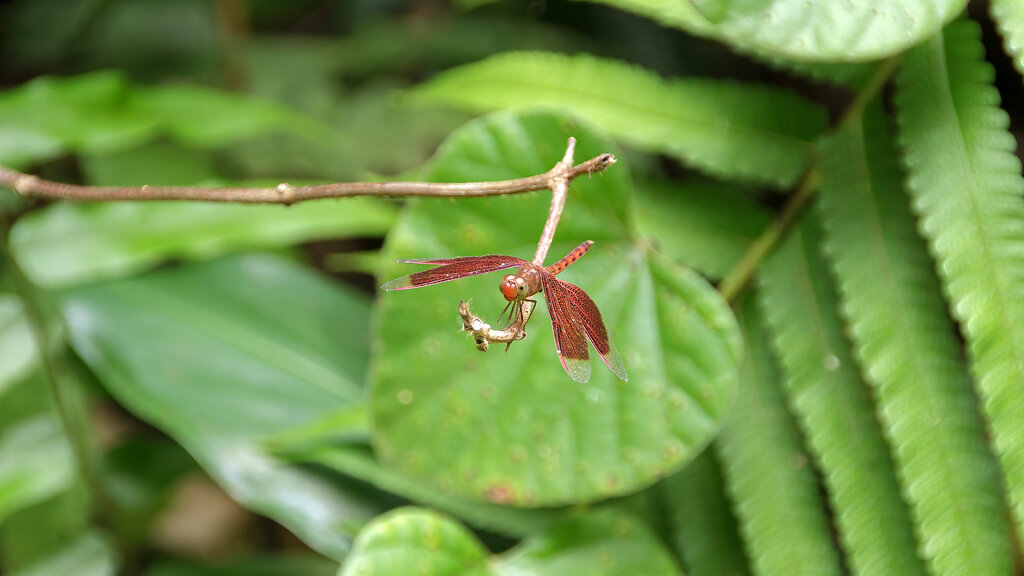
[500,274,528,302]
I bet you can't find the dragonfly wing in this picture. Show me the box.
[541,273,591,384]
[559,279,628,382]
[380,255,527,290]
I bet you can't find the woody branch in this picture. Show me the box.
[0,139,614,206]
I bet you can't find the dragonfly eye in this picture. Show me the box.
[500,277,517,301]
[515,278,527,295]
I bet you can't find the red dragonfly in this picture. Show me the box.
[381,240,627,384]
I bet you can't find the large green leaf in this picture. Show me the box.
[896,20,1024,552]
[716,293,842,576]
[0,296,37,398]
[373,110,741,506]
[340,508,682,576]
[758,203,927,576]
[567,0,874,86]
[690,0,966,61]
[63,254,382,560]
[9,143,396,288]
[410,52,826,187]
[634,179,769,280]
[660,450,750,576]
[992,0,1024,82]
[820,102,1011,575]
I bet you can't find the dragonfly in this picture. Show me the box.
[381,240,628,384]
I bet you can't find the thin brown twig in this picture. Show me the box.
[533,137,584,266]
[0,140,616,206]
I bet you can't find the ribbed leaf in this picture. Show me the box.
[896,20,1024,551]
[691,0,966,61]
[992,0,1024,81]
[661,450,751,576]
[635,179,769,280]
[821,101,1012,575]
[758,207,926,576]
[716,294,842,576]
[340,508,683,576]
[410,52,826,187]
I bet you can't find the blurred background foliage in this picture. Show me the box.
[1,0,1023,575]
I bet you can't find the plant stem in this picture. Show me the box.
[0,213,105,520]
[534,137,588,265]
[718,169,821,302]
[0,140,616,206]
[718,56,901,303]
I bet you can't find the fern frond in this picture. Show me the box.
[410,52,826,188]
[757,211,927,576]
[818,103,1012,575]
[635,179,769,280]
[715,295,843,576]
[896,19,1024,551]
[992,0,1024,81]
[661,450,751,576]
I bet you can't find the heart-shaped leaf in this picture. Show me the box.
[63,254,383,560]
[373,110,740,506]
[340,508,682,576]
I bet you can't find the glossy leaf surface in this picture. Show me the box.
[63,254,382,560]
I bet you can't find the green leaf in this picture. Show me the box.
[758,201,927,575]
[63,254,383,560]
[9,532,116,576]
[295,445,563,538]
[660,450,750,576]
[131,83,335,148]
[567,0,875,86]
[634,178,769,280]
[0,416,74,525]
[373,110,741,506]
[0,296,37,398]
[716,293,843,576]
[896,20,1024,553]
[0,71,154,168]
[992,0,1024,82]
[820,102,1011,575]
[9,143,397,288]
[410,52,826,187]
[145,554,338,576]
[340,508,683,576]
[0,71,341,169]
[690,0,966,61]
